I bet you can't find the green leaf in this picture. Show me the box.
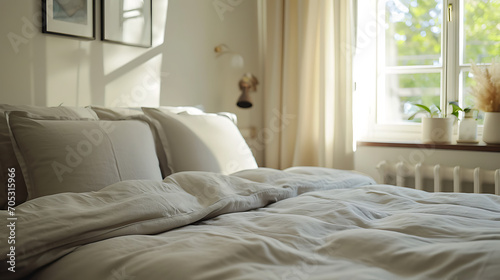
[450,103,463,113]
[413,104,431,114]
[408,111,421,120]
[431,106,441,117]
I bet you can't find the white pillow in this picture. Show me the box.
[159,106,205,115]
[142,108,258,174]
[89,106,144,119]
[7,112,163,199]
[0,104,99,208]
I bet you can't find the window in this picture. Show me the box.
[380,0,444,124]
[354,0,500,140]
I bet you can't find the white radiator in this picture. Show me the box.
[376,161,500,195]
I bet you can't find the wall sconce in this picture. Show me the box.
[214,45,255,108]
[214,44,244,68]
[237,73,258,108]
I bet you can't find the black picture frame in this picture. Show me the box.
[42,0,95,40]
[101,0,152,48]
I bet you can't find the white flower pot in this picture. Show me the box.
[458,114,478,142]
[482,112,500,144]
[422,117,454,144]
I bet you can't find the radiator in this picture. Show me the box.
[376,161,500,195]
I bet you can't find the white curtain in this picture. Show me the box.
[263,0,356,170]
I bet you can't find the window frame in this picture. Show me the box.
[354,0,488,142]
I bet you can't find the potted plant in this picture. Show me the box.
[449,101,478,143]
[472,60,500,144]
[408,104,454,144]
[470,60,500,144]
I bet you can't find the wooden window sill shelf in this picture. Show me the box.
[357,141,500,153]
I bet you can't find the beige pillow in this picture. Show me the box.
[143,108,258,174]
[89,106,237,177]
[0,104,99,208]
[89,106,144,119]
[7,112,162,199]
[89,105,206,118]
[89,106,171,177]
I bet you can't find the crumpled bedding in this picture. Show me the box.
[1,167,499,280]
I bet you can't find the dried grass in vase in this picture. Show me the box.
[470,60,500,112]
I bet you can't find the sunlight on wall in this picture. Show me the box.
[105,54,162,107]
[0,0,169,108]
[100,0,169,107]
[103,45,152,76]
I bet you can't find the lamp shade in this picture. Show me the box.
[237,73,258,109]
[237,88,252,108]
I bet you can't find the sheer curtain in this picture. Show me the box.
[263,0,356,170]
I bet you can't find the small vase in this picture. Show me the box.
[483,112,500,144]
[422,117,454,144]
[458,111,478,142]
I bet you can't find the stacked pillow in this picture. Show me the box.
[90,106,171,178]
[1,104,258,208]
[142,107,257,174]
[0,105,101,208]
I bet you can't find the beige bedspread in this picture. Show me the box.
[1,167,499,280]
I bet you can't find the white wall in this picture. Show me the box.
[0,0,263,164]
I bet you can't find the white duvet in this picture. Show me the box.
[1,167,499,280]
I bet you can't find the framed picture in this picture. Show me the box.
[42,0,95,39]
[102,0,152,48]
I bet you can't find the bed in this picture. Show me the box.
[1,105,499,280]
